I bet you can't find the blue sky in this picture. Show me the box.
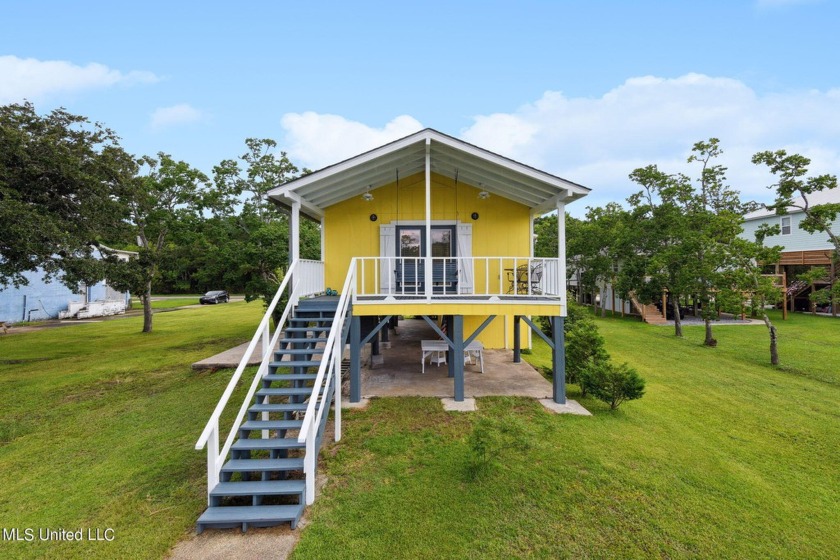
[3,0,839,215]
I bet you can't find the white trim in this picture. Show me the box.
[267,129,590,218]
[557,200,566,316]
[780,216,792,235]
[290,201,300,263]
[425,139,432,302]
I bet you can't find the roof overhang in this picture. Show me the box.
[268,128,590,220]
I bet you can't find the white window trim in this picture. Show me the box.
[780,216,791,235]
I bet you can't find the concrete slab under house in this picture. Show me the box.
[193,128,591,533]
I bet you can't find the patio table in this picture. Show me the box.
[421,339,484,374]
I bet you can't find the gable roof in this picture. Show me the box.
[744,188,840,221]
[267,128,590,219]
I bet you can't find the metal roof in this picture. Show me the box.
[267,128,590,219]
[743,188,840,221]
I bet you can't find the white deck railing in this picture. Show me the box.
[194,258,324,503]
[353,256,562,301]
[298,259,325,297]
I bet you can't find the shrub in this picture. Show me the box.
[581,361,645,410]
[537,300,610,395]
[466,416,530,479]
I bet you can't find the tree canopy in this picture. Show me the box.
[0,102,134,289]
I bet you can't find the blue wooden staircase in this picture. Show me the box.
[196,297,339,532]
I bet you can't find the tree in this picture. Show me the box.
[624,164,695,337]
[623,140,748,343]
[212,139,317,325]
[724,224,784,364]
[752,150,840,310]
[685,138,746,346]
[107,153,210,333]
[0,102,134,289]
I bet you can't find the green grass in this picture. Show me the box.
[1,306,838,559]
[292,310,840,559]
[129,297,203,310]
[0,302,263,559]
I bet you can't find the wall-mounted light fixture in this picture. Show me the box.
[471,212,479,220]
[478,191,490,200]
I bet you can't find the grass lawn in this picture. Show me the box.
[0,301,262,559]
[1,306,837,558]
[129,296,204,310]
[292,310,839,559]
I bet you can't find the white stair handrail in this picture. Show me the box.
[297,259,356,505]
[297,259,356,442]
[195,258,299,451]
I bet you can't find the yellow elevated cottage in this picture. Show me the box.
[194,129,590,532]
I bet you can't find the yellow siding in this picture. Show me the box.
[323,172,538,348]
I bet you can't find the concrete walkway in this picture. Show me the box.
[191,341,263,370]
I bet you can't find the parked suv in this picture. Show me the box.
[199,290,229,304]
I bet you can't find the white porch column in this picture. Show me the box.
[424,138,432,301]
[319,216,324,262]
[557,200,566,315]
[290,200,301,264]
[529,210,537,258]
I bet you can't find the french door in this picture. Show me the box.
[395,226,457,293]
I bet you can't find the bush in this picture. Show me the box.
[466,416,530,480]
[581,361,645,410]
[536,300,611,395]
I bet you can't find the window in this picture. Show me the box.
[781,216,791,235]
[396,226,456,257]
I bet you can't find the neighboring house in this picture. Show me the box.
[0,245,135,324]
[194,129,591,532]
[741,189,840,312]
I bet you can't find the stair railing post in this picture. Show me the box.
[261,323,270,439]
[206,421,219,505]
[305,423,316,505]
[334,332,342,442]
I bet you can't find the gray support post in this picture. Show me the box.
[551,316,566,404]
[452,316,465,402]
[513,315,521,363]
[350,315,361,403]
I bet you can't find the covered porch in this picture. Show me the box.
[356,318,553,399]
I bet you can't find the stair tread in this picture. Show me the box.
[241,419,303,430]
[276,348,326,354]
[269,360,320,368]
[210,480,305,496]
[289,317,334,323]
[249,403,309,413]
[222,458,305,471]
[198,504,304,524]
[283,327,330,333]
[281,337,329,343]
[232,438,305,450]
[256,387,314,396]
[264,373,318,381]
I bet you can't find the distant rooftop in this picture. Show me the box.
[744,188,840,220]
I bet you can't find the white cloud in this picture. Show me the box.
[460,73,840,211]
[280,112,423,169]
[149,104,203,130]
[0,55,158,104]
[279,74,840,215]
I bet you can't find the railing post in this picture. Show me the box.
[305,427,316,505]
[206,421,219,505]
[334,336,342,441]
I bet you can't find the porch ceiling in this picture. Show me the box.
[267,128,590,219]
